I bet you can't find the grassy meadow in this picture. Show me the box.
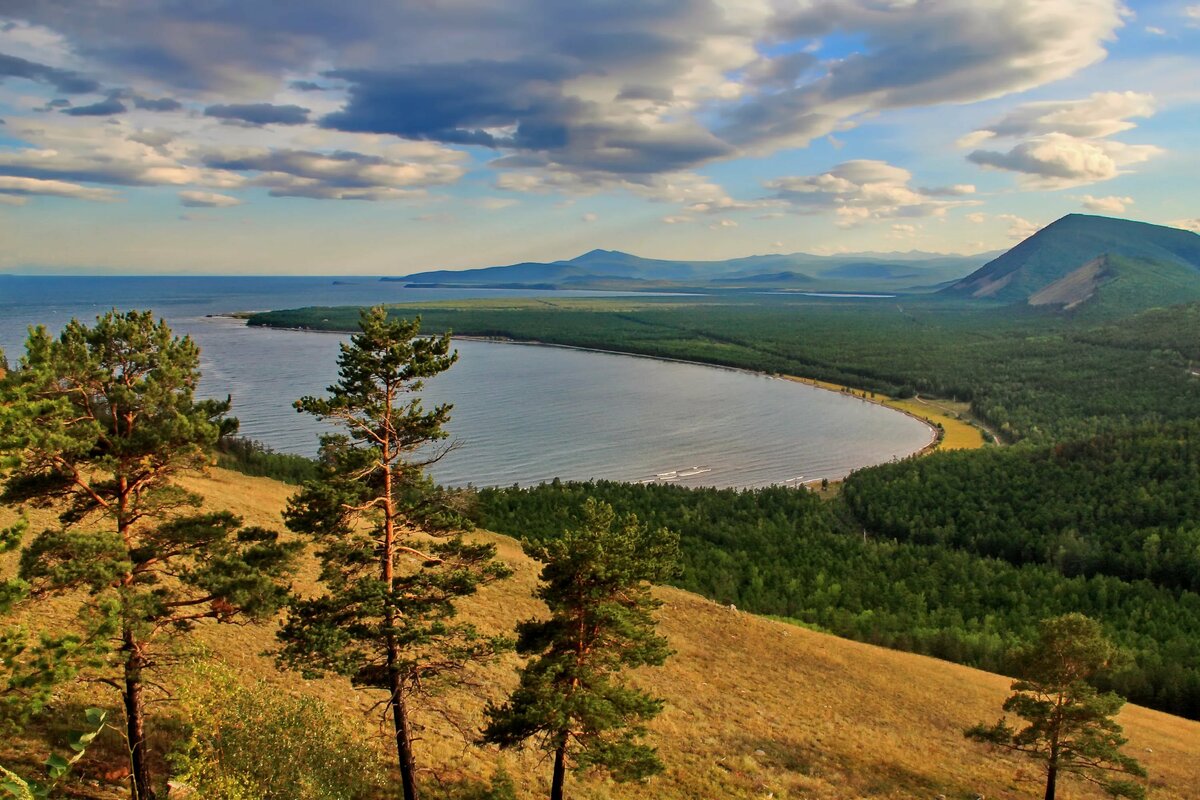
[3,468,1197,799]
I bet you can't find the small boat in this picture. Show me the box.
[677,465,712,477]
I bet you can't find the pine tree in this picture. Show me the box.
[483,498,679,800]
[0,311,299,800]
[276,306,510,800]
[965,613,1147,800]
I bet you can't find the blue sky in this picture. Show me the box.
[0,0,1197,274]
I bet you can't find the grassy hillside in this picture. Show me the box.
[4,468,1198,799]
[947,214,1200,308]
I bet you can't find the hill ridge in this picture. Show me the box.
[946,214,1200,310]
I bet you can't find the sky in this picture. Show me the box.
[0,0,1198,274]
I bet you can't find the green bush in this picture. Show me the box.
[171,663,387,800]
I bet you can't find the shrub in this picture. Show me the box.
[171,663,387,800]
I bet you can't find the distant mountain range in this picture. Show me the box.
[387,248,996,292]
[387,213,1200,313]
[945,214,1200,312]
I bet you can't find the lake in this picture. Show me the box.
[0,276,932,488]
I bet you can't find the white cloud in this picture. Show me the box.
[969,133,1162,189]
[999,213,1040,240]
[962,92,1162,188]
[1079,194,1133,213]
[0,118,241,188]
[1145,25,1167,35]
[661,215,692,224]
[580,212,598,223]
[0,175,117,202]
[179,190,242,207]
[708,218,739,230]
[1187,5,1200,26]
[1172,218,1200,232]
[472,197,519,211]
[765,159,977,226]
[967,92,1156,140]
[966,212,987,223]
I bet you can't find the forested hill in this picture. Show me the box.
[945,214,1200,309]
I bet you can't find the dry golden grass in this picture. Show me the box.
[3,468,1197,799]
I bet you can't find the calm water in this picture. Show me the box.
[0,276,932,488]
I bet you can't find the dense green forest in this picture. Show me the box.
[249,298,1200,444]
[473,480,1200,719]
[843,424,1200,593]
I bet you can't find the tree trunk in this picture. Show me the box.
[551,738,567,800]
[1044,762,1057,800]
[387,651,419,800]
[123,629,154,800]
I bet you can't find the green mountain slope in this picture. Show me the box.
[946,214,1200,308]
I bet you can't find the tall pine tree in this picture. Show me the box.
[276,306,509,800]
[966,613,1147,800]
[0,311,298,800]
[483,498,679,800]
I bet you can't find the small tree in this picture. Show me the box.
[0,311,299,800]
[276,307,509,800]
[965,613,1147,800]
[482,499,679,800]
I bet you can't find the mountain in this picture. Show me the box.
[390,248,989,291]
[946,214,1200,309]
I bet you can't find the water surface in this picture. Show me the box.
[0,276,932,488]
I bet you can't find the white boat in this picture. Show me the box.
[677,465,712,477]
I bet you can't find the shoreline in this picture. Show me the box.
[239,321,961,476]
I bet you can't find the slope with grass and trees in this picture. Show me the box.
[0,311,299,800]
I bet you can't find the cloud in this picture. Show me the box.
[0,118,241,187]
[0,51,100,94]
[205,103,310,126]
[661,215,691,224]
[999,213,1040,240]
[322,59,734,177]
[132,95,182,112]
[199,147,463,200]
[961,92,1162,189]
[580,212,597,223]
[62,94,127,116]
[472,197,519,211]
[765,159,977,226]
[708,218,738,230]
[968,133,1162,189]
[964,92,1156,140]
[920,184,976,196]
[0,174,117,201]
[1145,26,1167,35]
[966,212,987,223]
[1079,194,1133,213]
[1187,5,1200,26]
[720,0,1126,152]
[179,190,241,207]
[1171,218,1200,233]
[0,0,1130,192]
